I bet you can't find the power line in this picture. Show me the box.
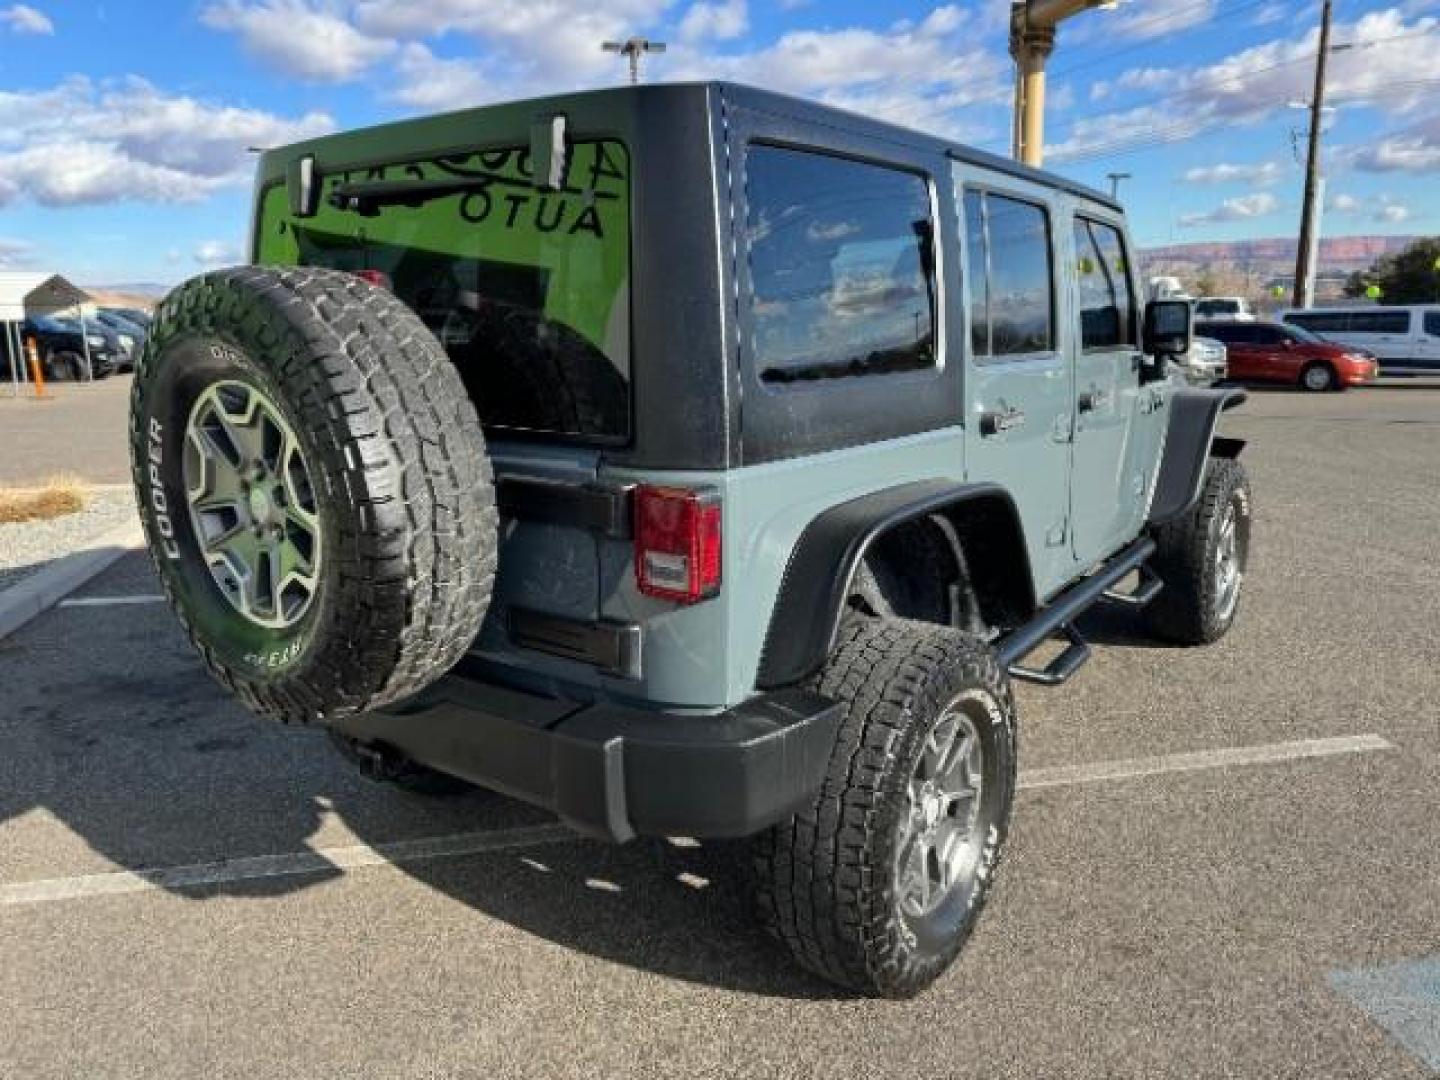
[1048,0,1279,80]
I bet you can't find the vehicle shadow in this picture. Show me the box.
[0,602,841,999]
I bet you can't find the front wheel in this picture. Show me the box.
[755,617,1017,997]
[1301,362,1337,392]
[1146,456,1251,645]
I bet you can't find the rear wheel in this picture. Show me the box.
[755,617,1017,997]
[131,266,498,723]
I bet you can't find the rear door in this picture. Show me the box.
[955,169,1074,599]
[1068,213,1147,566]
[1419,311,1440,371]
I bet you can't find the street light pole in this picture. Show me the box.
[1107,172,1131,200]
[1293,0,1334,310]
[1009,0,1117,167]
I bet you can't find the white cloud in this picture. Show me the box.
[1183,161,1284,186]
[1051,9,1440,162]
[679,0,746,43]
[1111,0,1218,40]
[202,0,395,82]
[195,240,243,267]
[0,4,52,34]
[1378,202,1412,222]
[1346,113,1440,172]
[388,43,490,112]
[665,6,1005,137]
[1328,192,1362,212]
[0,77,332,206]
[1179,192,1280,228]
[0,237,35,267]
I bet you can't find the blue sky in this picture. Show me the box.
[0,0,1436,284]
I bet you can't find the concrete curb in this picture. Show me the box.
[0,517,146,640]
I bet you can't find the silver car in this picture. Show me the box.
[1178,335,1227,385]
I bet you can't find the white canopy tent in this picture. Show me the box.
[0,272,97,393]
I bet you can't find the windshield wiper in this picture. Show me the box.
[327,176,495,217]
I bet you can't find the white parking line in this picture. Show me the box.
[0,733,1395,908]
[1016,733,1394,790]
[56,594,165,608]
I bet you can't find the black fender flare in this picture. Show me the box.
[755,479,1037,690]
[1148,387,1247,527]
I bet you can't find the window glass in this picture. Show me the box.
[744,145,936,384]
[1074,219,1134,349]
[1252,324,1285,345]
[964,191,989,359]
[1425,312,1440,338]
[257,139,632,441]
[981,194,1053,356]
[1350,311,1409,334]
[1289,311,1347,333]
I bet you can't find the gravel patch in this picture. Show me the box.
[0,488,139,593]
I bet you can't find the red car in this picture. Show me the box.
[1196,319,1378,391]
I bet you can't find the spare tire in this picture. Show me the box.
[130,266,496,723]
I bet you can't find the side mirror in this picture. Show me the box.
[1144,299,1193,358]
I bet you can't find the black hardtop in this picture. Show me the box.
[258,79,1120,213]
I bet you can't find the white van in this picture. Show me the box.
[1194,296,1254,321]
[1279,305,1440,374]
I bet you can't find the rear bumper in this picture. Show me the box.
[331,675,843,843]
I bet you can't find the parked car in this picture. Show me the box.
[1177,335,1227,385]
[1194,296,1255,321]
[132,82,1252,997]
[11,315,121,380]
[1197,318,1377,391]
[94,309,149,371]
[1278,304,1440,375]
[108,306,153,329]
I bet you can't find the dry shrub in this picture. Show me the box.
[0,475,89,524]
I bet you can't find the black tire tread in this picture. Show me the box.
[131,266,496,723]
[1145,456,1250,645]
[755,616,1015,997]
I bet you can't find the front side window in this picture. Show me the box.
[257,139,632,441]
[967,190,1054,359]
[1074,218,1135,349]
[1425,312,1440,337]
[744,145,936,384]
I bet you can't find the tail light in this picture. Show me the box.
[634,485,721,604]
[355,269,391,290]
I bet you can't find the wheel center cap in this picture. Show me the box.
[923,791,943,829]
[248,485,274,524]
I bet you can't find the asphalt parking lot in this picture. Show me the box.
[2,381,1438,1078]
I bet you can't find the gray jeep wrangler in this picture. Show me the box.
[131,82,1250,997]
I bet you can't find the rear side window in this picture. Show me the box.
[965,190,1054,359]
[256,139,632,442]
[744,145,937,384]
[1425,312,1440,337]
[1199,323,1251,344]
[1350,310,1410,334]
[1197,299,1240,317]
[1073,218,1135,349]
[1288,311,1348,334]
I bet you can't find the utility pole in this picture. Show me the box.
[1107,172,1131,200]
[1009,0,1118,167]
[1293,0,1333,309]
[601,37,666,85]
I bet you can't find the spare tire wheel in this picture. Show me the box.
[130,266,497,723]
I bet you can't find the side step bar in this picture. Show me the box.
[997,538,1157,687]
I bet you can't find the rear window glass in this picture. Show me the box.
[1196,299,1240,316]
[1197,322,1251,344]
[964,190,1054,359]
[256,140,632,442]
[743,145,937,384]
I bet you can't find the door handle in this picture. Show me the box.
[980,406,1026,436]
[1078,389,1109,413]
